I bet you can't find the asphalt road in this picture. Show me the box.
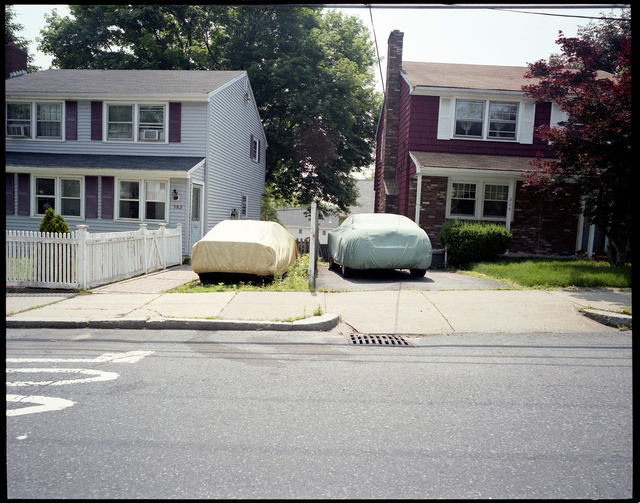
[6,328,632,499]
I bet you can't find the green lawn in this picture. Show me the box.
[462,257,632,289]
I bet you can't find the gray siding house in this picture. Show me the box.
[5,69,267,257]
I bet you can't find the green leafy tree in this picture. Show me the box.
[38,6,381,212]
[39,208,71,234]
[522,34,631,266]
[548,8,631,73]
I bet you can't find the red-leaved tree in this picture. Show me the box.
[522,33,631,266]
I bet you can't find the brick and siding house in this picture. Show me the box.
[375,30,610,258]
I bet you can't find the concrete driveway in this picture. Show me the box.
[316,265,511,291]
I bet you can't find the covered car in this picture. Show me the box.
[327,213,432,277]
[191,220,298,279]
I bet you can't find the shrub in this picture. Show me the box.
[439,220,512,267]
[38,208,71,234]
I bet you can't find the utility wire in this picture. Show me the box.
[368,5,385,101]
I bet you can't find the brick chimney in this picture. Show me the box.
[379,30,403,214]
[5,42,28,79]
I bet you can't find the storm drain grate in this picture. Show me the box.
[347,334,415,347]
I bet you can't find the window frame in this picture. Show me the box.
[452,98,520,142]
[104,102,168,143]
[446,179,514,222]
[116,178,169,221]
[241,195,248,218]
[36,102,63,139]
[32,175,84,218]
[6,101,64,140]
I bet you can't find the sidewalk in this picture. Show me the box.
[6,265,632,333]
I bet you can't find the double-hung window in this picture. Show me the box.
[144,181,166,220]
[34,177,82,217]
[138,105,165,141]
[454,99,519,140]
[450,182,477,216]
[488,102,518,139]
[108,104,134,140]
[119,181,140,219]
[118,180,167,220]
[241,195,248,218]
[36,103,62,138]
[6,102,63,138]
[455,101,485,138]
[483,184,509,218]
[107,103,166,142]
[6,102,31,137]
[449,181,511,220]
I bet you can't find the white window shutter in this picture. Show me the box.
[550,102,569,128]
[519,101,536,144]
[437,97,453,140]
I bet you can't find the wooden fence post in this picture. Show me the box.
[176,223,183,263]
[139,223,148,274]
[76,225,88,290]
[159,223,167,269]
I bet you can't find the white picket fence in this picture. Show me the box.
[6,223,182,290]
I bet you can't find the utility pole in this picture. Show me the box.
[308,201,319,289]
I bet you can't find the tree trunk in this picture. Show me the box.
[607,238,631,267]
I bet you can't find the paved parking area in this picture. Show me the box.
[315,266,511,291]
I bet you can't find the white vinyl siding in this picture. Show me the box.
[205,73,266,230]
[5,100,207,156]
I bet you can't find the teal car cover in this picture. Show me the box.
[328,213,432,271]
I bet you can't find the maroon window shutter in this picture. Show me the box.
[17,173,30,215]
[91,101,103,141]
[85,176,98,218]
[6,173,15,215]
[65,101,78,140]
[101,176,114,219]
[168,102,181,142]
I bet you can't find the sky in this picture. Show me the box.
[10,3,629,95]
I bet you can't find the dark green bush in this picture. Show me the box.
[438,220,513,267]
[38,208,71,234]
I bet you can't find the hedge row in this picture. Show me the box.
[438,220,512,267]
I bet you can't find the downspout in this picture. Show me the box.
[410,152,422,225]
[415,172,422,225]
[505,179,515,231]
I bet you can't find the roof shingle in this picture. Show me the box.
[5,69,245,96]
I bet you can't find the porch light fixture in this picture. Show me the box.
[230,208,238,219]
[172,189,180,201]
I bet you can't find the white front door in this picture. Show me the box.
[190,184,203,251]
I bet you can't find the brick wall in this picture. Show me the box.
[5,43,28,79]
[510,181,580,256]
[414,175,449,248]
[380,30,404,214]
[411,177,579,255]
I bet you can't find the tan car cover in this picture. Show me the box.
[191,220,299,276]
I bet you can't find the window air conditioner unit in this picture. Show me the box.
[7,125,29,137]
[142,129,159,140]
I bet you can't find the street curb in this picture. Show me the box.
[5,313,340,332]
[581,309,632,329]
